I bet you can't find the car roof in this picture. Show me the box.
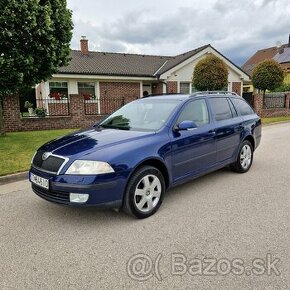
[144,91,240,101]
[143,94,190,101]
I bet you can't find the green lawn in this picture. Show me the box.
[261,116,290,124]
[0,129,76,176]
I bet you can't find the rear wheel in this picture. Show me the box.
[123,166,165,218]
[230,140,253,173]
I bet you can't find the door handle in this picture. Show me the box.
[208,130,216,136]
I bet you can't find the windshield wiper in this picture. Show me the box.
[100,124,130,130]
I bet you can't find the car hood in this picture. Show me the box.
[39,128,155,157]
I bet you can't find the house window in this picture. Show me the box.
[191,85,198,93]
[49,82,68,99]
[78,82,95,100]
[179,82,190,94]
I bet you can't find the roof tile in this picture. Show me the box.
[58,45,210,77]
[242,44,288,75]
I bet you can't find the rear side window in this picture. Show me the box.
[231,98,254,116]
[208,98,233,121]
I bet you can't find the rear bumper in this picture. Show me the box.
[29,167,128,207]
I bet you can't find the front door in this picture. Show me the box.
[142,84,152,97]
[170,99,216,182]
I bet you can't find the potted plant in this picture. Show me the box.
[24,101,34,116]
[35,107,47,117]
[82,93,92,100]
[49,92,63,100]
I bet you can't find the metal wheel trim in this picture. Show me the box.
[240,144,252,169]
[134,174,162,213]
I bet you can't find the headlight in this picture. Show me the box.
[65,160,115,175]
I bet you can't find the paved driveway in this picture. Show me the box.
[0,123,289,290]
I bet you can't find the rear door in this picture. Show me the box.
[208,97,243,163]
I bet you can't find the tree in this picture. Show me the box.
[193,54,228,91]
[0,0,73,136]
[252,60,284,96]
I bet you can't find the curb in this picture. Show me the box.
[0,171,28,185]
[262,120,290,126]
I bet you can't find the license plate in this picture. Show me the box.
[30,173,49,190]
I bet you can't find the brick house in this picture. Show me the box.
[242,34,290,93]
[35,37,249,116]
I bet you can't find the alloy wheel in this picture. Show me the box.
[134,174,162,213]
[240,144,252,170]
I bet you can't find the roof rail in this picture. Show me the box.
[143,93,186,98]
[190,91,239,97]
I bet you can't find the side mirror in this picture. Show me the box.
[175,120,197,131]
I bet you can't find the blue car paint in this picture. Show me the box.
[29,94,262,207]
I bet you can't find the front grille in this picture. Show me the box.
[33,151,66,174]
[32,184,70,204]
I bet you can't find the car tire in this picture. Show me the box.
[123,166,165,219]
[230,140,253,173]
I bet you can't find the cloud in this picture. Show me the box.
[92,9,192,45]
[68,0,290,66]
[261,0,279,6]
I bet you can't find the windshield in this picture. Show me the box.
[99,99,180,131]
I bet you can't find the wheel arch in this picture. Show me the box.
[243,135,255,151]
[129,158,170,190]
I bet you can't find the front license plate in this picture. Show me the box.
[30,173,49,190]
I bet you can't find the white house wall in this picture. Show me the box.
[167,59,243,83]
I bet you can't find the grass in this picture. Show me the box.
[0,129,76,176]
[261,116,290,124]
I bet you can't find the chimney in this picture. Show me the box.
[288,34,290,48]
[80,36,89,55]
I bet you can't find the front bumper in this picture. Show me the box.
[29,167,128,207]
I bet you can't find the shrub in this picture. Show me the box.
[252,60,284,95]
[193,54,228,91]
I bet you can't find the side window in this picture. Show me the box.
[176,99,209,127]
[227,98,238,117]
[209,98,233,121]
[231,98,254,116]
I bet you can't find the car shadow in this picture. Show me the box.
[165,166,232,198]
[33,167,233,224]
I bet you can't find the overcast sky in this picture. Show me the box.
[67,0,290,66]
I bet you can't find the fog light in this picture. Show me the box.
[70,193,89,203]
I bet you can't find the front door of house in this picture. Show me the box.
[143,84,152,96]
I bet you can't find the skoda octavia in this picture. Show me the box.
[30,92,261,218]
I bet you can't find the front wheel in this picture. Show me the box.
[230,140,253,173]
[123,166,165,218]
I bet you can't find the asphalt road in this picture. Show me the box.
[0,123,290,290]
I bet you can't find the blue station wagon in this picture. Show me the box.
[29,92,262,218]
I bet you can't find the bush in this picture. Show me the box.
[193,54,228,91]
[35,108,47,117]
[252,60,284,95]
[272,83,290,92]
